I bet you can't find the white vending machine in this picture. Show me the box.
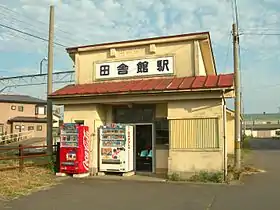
[99,123,134,172]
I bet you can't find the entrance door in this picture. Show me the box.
[135,124,153,172]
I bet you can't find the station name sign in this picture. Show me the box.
[95,56,174,79]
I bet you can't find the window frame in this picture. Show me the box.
[15,125,20,129]
[154,117,169,147]
[28,126,34,131]
[35,105,46,115]
[18,105,24,112]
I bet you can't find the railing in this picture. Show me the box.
[0,144,59,172]
[0,131,35,145]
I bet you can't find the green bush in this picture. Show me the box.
[168,173,181,181]
[188,171,224,183]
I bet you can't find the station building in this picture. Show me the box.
[49,32,235,177]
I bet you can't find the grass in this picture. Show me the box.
[188,171,223,183]
[0,159,57,201]
[167,171,224,183]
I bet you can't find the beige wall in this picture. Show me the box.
[167,99,224,176]
[75,40,208,84]
[12,122,46,138]
[168,150,222,175]
[167,99,222,119]
[156,149,169,173]
[226,112,235,154]
[64,104,107,174]
[0,102,45,120]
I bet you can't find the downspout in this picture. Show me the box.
[222,90,227,182]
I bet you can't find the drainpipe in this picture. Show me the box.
[222,90,227,182]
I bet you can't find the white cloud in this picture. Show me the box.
[0,0,280,113]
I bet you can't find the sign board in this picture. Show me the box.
[95,56,174,79]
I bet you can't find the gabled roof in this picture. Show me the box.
[49,73,234,98]
[66,31,210,53]
[0,94,46,104]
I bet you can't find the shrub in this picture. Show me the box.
[188,171,224,183]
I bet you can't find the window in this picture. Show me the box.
[35,105,46,115]
[15,125,20,129]
[28,126,34,131]
[11,105,16,110]
[113,105,155,123]
[75,120,84,125]
[37,125,42,131]
[18,106,24,112]
[155,118,169,146]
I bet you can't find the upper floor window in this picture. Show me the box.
[37,125,43,131]
[18,106,24,112]
[35,105,46,115]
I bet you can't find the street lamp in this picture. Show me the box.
[39,57,48,74]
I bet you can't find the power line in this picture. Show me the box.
[223,30,232,71]
[3,29,67,55]
[0,22,66,47]
[240,32,280,36]
[0,4,90,44]
[0,7,78,46]
[0,12,73,47]
[0,4,71,37]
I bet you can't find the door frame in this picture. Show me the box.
[133,123,156,173]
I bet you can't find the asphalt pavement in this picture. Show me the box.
[2,138,280,210]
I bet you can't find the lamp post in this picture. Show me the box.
[40,57,48,74]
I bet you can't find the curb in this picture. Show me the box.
[75,176,244,186]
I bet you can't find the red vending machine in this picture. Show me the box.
[59,123,90,175]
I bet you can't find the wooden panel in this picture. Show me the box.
[170,118,219,149]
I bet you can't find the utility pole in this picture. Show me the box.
[233,23,241,169]
[47,5,54,156]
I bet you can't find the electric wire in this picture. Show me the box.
[0,12,74,47]
[0,22,66,47]
[0,4,90,44]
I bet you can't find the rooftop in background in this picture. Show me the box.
[0,94,46,104]
[8,116,56,123]
[243,113,280,121]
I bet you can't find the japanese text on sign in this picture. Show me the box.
[95,56,174,79]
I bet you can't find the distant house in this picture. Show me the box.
[243,113,280,138]
[0,94,57,138]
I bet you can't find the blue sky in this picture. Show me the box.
[0,0,280,113]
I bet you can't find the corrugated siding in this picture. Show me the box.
[170,118,219,149]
